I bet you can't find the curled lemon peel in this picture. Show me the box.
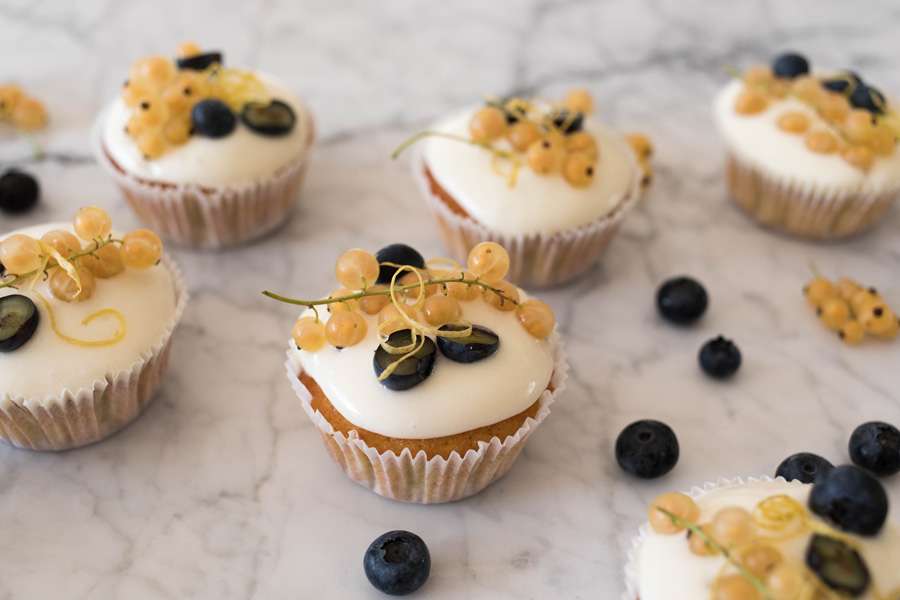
[753,494,808,541]
[35,291,126,347]
[38,240,82,296]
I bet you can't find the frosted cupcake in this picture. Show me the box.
[0,206,186,450]
[266,242,567,503]
[625,468,899,599]
[714,52,900,239]
[395,89,648,287]
[95,43,314,249]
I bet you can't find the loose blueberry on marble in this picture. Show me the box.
[436,324,499,363]
[240,99,296,136]
[0,294,40,353]
[849,84,886,114]
[656,276,708,324]
[0,169,40,215]
[615,420,679,479]
[849,421,900,477]
[808,465,888,537]
[191,99,236,138]
[776,452,834,484]
[176,51,223,71]
[374,330,436,391]
[550,110,584,134]
[698,336,741,379]
[805,534,871,596]
[772,52,810,79]
[821,71,862,94]
[364,530,430,596]
[375,243,426,284]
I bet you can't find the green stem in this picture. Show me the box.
[0,237,122,290]
[263,276,519,308]
[655,507,773,600]
[390,130,518,161]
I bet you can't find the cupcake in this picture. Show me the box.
[94,43,314,249]
[267,242,567,503]
[0,206,187,450]
[396,89,649,288]
[714,52,900,240]
[625,470,899,599]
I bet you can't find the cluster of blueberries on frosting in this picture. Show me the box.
[121,43,297,159]
[270,241,556,391]
[734,52,899,171]
[0,206,163,352]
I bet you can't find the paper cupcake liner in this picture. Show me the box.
[93,112,315,250]
[725,153,899,240]
[414,153,644,288]
[0,255,188,451]
[620,474,810,600]
[284,332,568,504]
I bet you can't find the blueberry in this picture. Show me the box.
[821,71,862,94]
[656,276,708,324]
[375,244,426,285]
[776,452,834,484]
[0,169,40,215]
[364,530,430,596]
[849,421,900,476]
[436,324,499,363]
[0,294,40,353]
[615,420,679,479]
[240,99,296,136]
[849,84,887,114]
[550,110,584,134]
[808,465,888,536]
[373,330,436,391]
[191,99,236,138]
[698,336,741,379]
[805,534,871,596]
[772,52,810,79]
[176,51,223,71]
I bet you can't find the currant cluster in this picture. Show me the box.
[625,132,654,188]
[804,274,898,345]
[648,489,875,599]
[289,241,556,354]
[0,206,163,304]
[0,84,48,131]
[122,43,295,159]
[735,53,898,172]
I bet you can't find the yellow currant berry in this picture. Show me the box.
[803,277,835,308]
[568,131,599,160]
[467,242,510,282]
[506,120,541,152]
[816,93,851,123]
[837,277,863,300]
[177,41,202,58]
[766,563,805,600]
[838,320,866,345]
[734,90,767,115]
[40,230,81,258]
[422,294,462,326]
[469,106,507,143]
[711,574,760,600]
[858,302,898,338]
[805,130,839,154]
[687,524,719,556]
[710,506,754,548]
[850,287,882,314]
[792,75,826,104]
[818,297,851,331]
[516,299,556,339]
[163,117,192,145]
[625,133,653,160]
[776,111,810,134]
[844,109,877,145]
[335,249,380,290]
[564,88,594,114]
[647,492,700,535]
[742,65,773,87]
[326,288,359,314]
[843,145,875,171]
[11,97,48,131]
[325,311,367,348]
[483,280,519,311]
[0,84,23,117]
[445,270,480,301]
[0,234,43,274]
[527,137,564,174]
[136,131,168,159]
[49,266,96,303]
[130,56,175,89]
[292,316,326,352]
[739,544,782,579]
[358,286,390,315]
[867,124,896,156]
[81,243,125,279]
[121,229,163,269]
[562,152,596,188]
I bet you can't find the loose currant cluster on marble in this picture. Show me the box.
[804,274,898,345]
[735,52,899,171]
[0,206,163,303]
[0,84,48,132]
[649,491,876,599]
[122,43,295,159]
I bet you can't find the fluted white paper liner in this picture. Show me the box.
[0,255,188,451]
[726,153,899,240]
[94,111,314,250]
[621,475,811,600]
[285,332,568,504]
[414,152,644,288]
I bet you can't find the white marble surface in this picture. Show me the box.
[1,1,899,598]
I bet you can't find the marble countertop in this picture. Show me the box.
[2,1,900,598]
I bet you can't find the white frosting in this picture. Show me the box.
[101,75,311,186]
[637,479,900,600]
[0,223,177,401]
[422,108,638,236]
[293,292,555,439]
[714,80,900,193]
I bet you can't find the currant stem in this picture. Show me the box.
[263,276,519,308]
[390,130,518,161]
[655,507,773,600]
[0,237,122,290]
